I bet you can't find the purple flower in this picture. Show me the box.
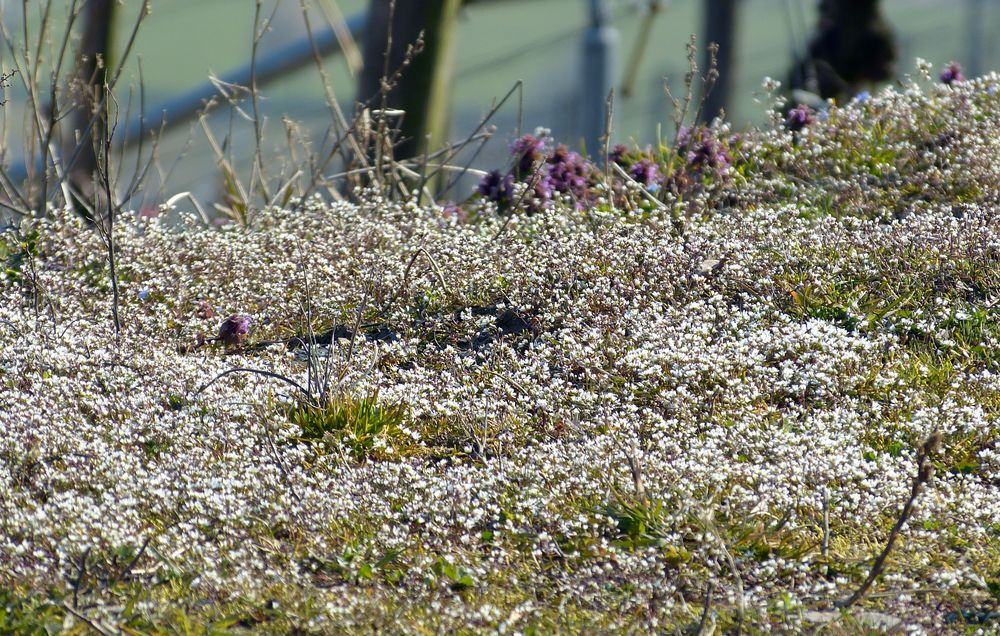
[546,145,591,203]
[940,62,964,85]
[218,314,251,347]
[686,137,731,173]
[786,104,814,132]
[478,170,515,207]
[676,126,694,148]
[628,159,661,187]
[674,126,732,175]
[610,144,629,165]
[522,173,554,215]
[510,134,546,177]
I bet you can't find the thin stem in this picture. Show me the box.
[836,431,942,609]
[195,367,313,404]
[103,89,120,338]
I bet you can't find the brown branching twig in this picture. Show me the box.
[836,430,942,609]
[400,247,451,299]
[821,488,831,558]
[107,535,153,589]
[692,42,720,126]
[265,424,303,504]
[195,367,313,403]
[100,89,121,338]
[697,581,715,636]
[61,602,114,636]
[623,442,647,505]
[684,496,746,636]
[71,547,90,609]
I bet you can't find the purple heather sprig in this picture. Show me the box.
[686,136,731,173]
[940,62,964,85]
[610,143,629,166]
[478,170,515,208]
[218,314,251,348]
[676,125,696,148]
[786,104,814,132]
[510,134,546,178]
[522,172,555,215]
[628,159,661,189]
[546,145,592,206]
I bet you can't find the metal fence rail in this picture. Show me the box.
[6,2,619,187]
[123,11,368,144]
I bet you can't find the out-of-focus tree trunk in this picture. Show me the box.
[357,0,461,160]
[68,0,115,211]
[789,0,897,102]
[700,0,739,122]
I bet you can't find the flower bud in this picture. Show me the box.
[218,314,251,347]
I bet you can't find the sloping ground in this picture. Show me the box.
[2,74,1000,633]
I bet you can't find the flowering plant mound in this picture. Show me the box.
[2,68,1000,632]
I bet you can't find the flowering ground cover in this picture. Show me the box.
[2,67,1000,633]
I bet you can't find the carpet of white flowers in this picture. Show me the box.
[2,73,1000,633]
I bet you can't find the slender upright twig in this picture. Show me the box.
[249,0,280,205]
[836,431,942,609]
[102,89,121,338]
[697,581,715,636]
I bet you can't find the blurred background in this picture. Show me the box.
[1,0,998,214]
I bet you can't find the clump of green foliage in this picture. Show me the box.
[286,392,411,461]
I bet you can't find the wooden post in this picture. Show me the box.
[701,0,739,122]
[69,0,116,210]
[358,0,461,160]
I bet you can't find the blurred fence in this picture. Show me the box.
[2,0,998,209]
